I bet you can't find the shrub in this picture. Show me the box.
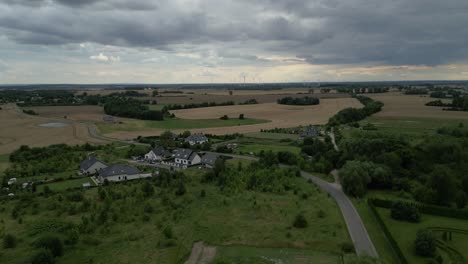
[414,229,436,257]
[340,242,355,253]
[293,213,308,228]
[220,115,229,120]
[163,226,173,239]
[35,235,64,257]
[175,182,186,196]
[3,233,16,248]
[391,201,421,222]
[239,113,244,119]
[31,249,55,264]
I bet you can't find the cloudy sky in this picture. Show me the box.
[1,0,468,84]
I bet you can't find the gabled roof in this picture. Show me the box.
[99,164,140,178]
[173,148,199,161]
[150,146,172,157]
[300,126,318,137]
[201,153,218,166]
[80,156,107,171]
[185,133,208,142]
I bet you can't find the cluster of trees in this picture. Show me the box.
[203,154,300,194]
[103,97,164,120]
[2,144,99,180]
[337,133,468,208]
[22,109,38,115]
[425,100,451,107]
[108,91,147,97]
[239,99,258,105]
[0,90,77,106]
[301,137,337,174]
[277,96,320,105]
[328,96,383,126]
[426,96,468,112]
[437,124,468,138]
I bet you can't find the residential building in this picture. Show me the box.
[144,146,172,161]
[173,148,201,166]
[79,156,108,175]
[98,164,151,183]
[185,133,208,145]
[300,126,318,138]
[201,153,219,168]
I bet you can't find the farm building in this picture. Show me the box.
[98,164,151,183]
[185,133,208,145]
[79,156,108,175]
[300,126,318,138]
[144,146,172,161]
[201,153,219,168]
[173,148,201,166]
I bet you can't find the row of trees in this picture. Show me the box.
[327,96,383,126]
[277,96,320,105]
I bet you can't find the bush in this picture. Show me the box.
[31,249,55,264]
[293,213,308,228]
[163,226,173,239]
[220,115,229,120]
[391,201,421,222]
[340,242,355,253]
[414,229,436,257]
[3,233,16,248]
[34,235,64,257]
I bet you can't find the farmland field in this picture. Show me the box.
[0,104,105,154]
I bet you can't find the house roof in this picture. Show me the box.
[80,156,107,171]
[150,146,172,157]
[300,126,318,137]
[185,133,208,142]
[173,148,199,161]
[201,153,218,166]
[99,164,140,178]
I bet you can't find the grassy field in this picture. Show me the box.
[213,245,342,263]
[244,132,300,140]
[0,172,350,264]
[97,118,271,134]
[377,207,468,263]
[37,177,95,192]
[0,154,9,175]
[147,104,167,111]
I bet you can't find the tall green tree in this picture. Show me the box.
[339,160,371,197]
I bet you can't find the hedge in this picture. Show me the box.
[367,199,408,264]
[369,198,468,220]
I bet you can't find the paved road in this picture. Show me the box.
[208,151,378,257]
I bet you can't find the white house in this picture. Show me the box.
[185,134,208,145]
[80,156,108,175]
[98,164,152,183]
[7,178,17,185]
[144,146,172,162]
[173,148,201,166]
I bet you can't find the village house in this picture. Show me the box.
[173,148,201,166]
[79,156,108,175]
[201,153,219,168]
[144,146,172,162]
[98,164,151,183]
[300,126,318,138]
[185,133,208,145]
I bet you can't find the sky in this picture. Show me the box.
[1,0,468,84]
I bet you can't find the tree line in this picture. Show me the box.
[103,97,164,121]
[327,96,383,126]
[277,96,320,105]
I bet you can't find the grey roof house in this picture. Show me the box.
[145,146,172,161]
[201,153,219,168]
[173,148,202,166]
[300,126,318,138]
[79,156,108,175]
[98,164,151,183]
[185,133,208,145]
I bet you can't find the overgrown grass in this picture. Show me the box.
[0,173,350,264]
[244,132,300,140]
[0,154,10,175]
[37,177,96,192]
[97,118,271,134]
[213,245,342,263]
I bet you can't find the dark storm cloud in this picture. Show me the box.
[0,0,467,66]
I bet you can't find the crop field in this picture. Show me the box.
[368,93,468,120]
[25,105,106,122]
[0,104,105,154]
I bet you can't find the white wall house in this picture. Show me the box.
[173,148,201,166]
[185,134,208,145]
[80,156,108,175]
[98,164,152,183]
[144,146,172,161]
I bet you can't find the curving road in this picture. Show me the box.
[206,151,378,257]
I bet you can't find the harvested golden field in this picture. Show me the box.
[368,93,468,120]
[104,98,362,139]
[0,104,105,154]
[25,105,106,122]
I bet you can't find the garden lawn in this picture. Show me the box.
[37,177,95,192]
[97,118,270,134]
[377,207,468,263]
